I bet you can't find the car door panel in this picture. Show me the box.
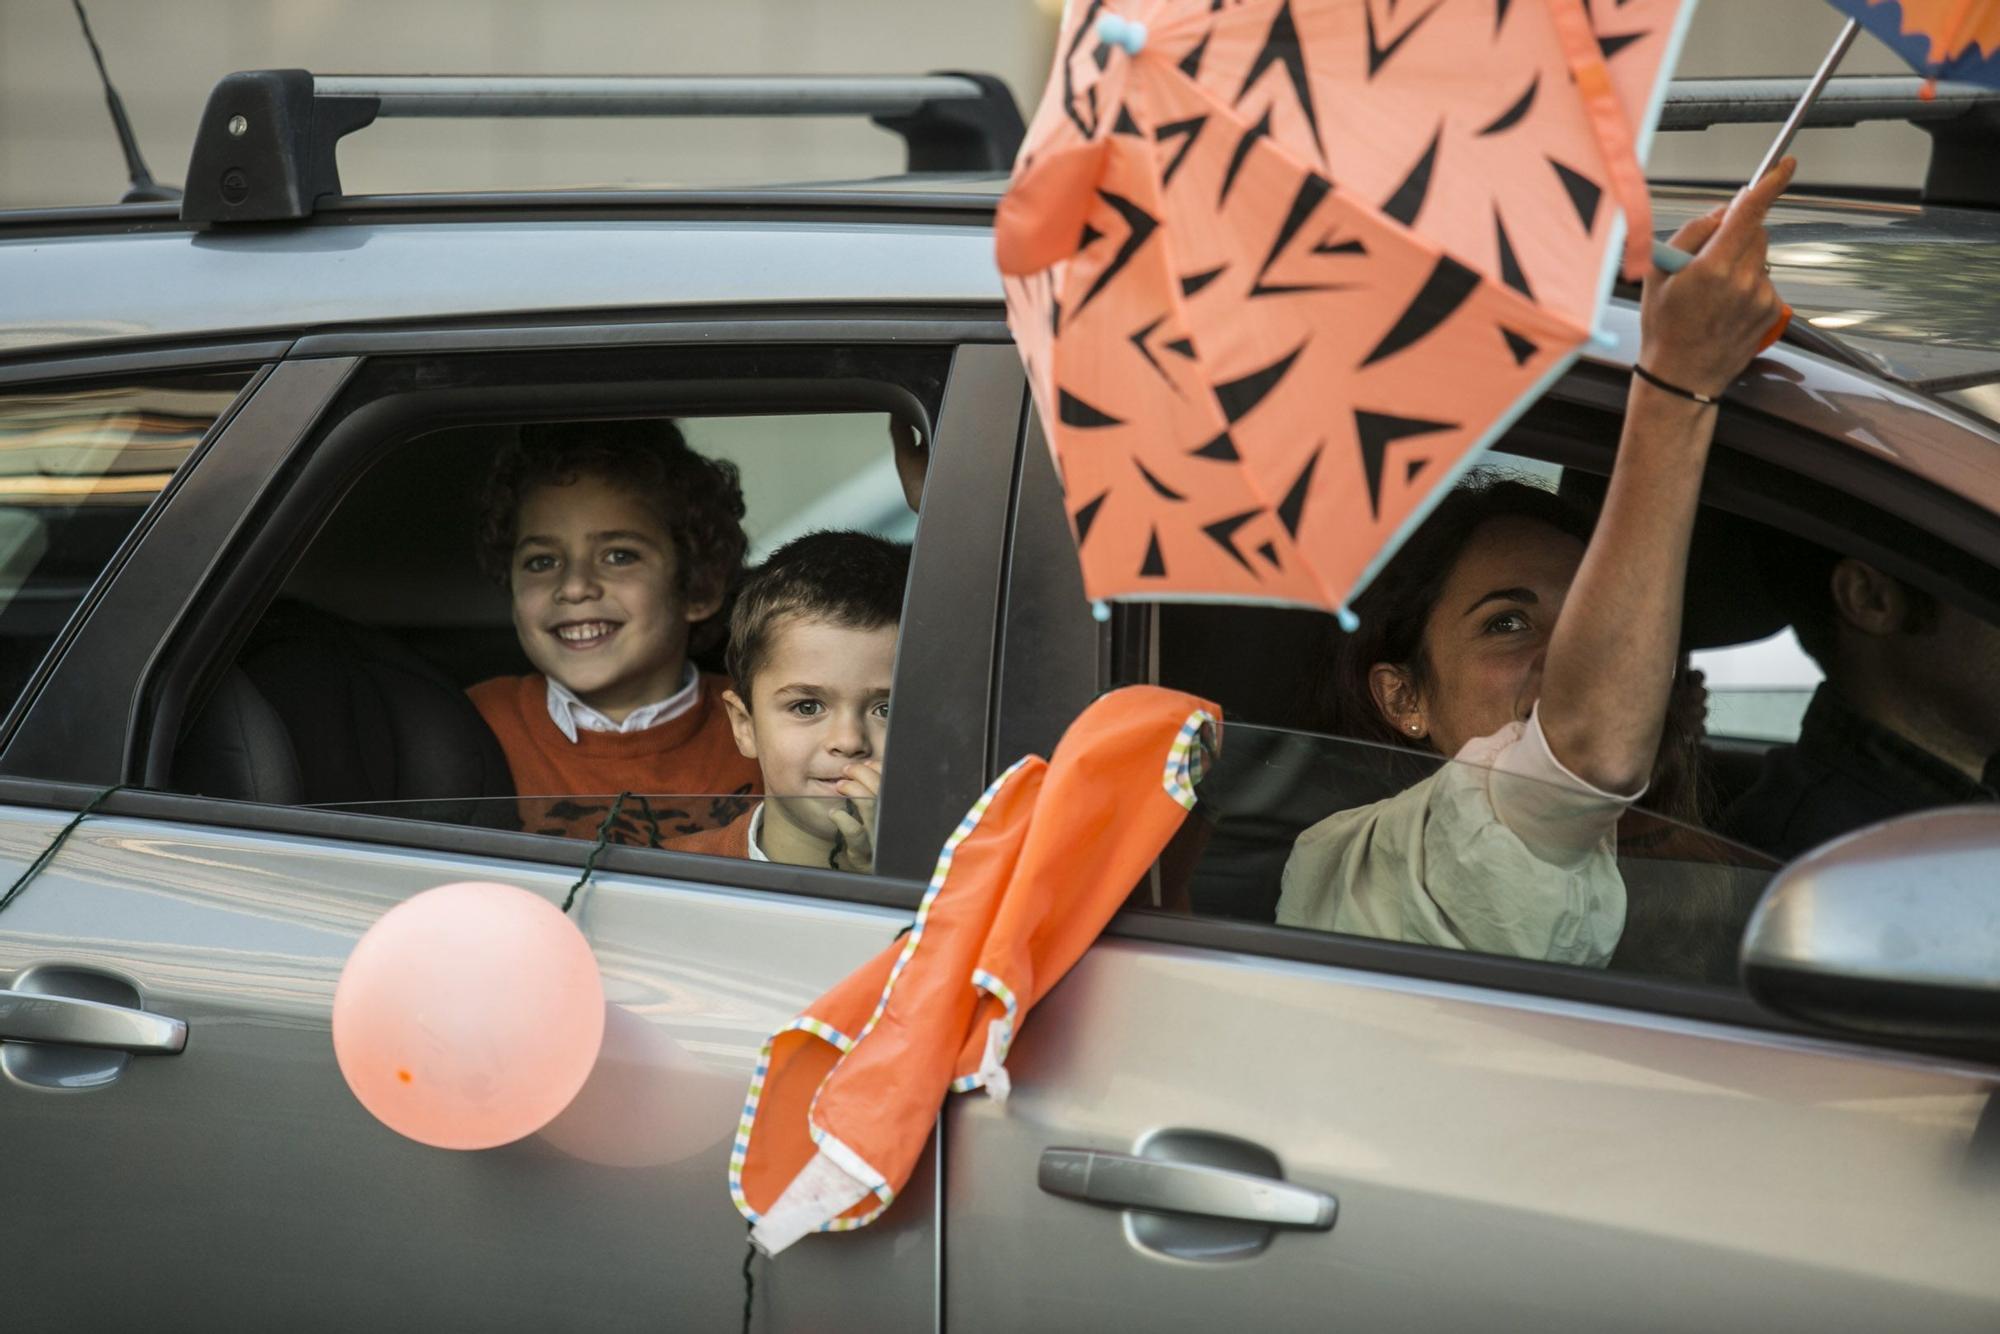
[944,937,2000,1333]
[0,805,934,1331]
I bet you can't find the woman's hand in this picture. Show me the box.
[1638,157,1796,399]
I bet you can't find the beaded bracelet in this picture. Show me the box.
[1632,363,1719,407]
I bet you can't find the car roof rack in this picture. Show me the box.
[180,69,1024,225]
[1660,75,2000,209]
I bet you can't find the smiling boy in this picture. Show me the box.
[669,531,909,870]
[468,420,761,839]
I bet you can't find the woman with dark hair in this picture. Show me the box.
[1277,159,1796,966]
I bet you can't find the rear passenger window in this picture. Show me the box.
[169,406,922,875]
[0,374,249,717]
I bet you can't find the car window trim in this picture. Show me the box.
[123,343,954,796]
[1556,365,2000,577]
[0,775,926,914]
[69,328,1006,898]
[874,342,1026,878]
[990,407,1106,771]
[0,361,282,760]
[1518,385,2000,626]
[288,311,1008,359]
[0,339,295,389]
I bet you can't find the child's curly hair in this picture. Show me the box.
[476,419,748,650]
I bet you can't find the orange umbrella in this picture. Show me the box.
[998,0,1697,619]
[1826,1,2000,91]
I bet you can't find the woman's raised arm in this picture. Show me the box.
[1536,158,1796,796]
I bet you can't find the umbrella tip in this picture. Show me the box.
[1336,606,1360,633]
[1091,600,1113,623]
[1095,13,1148,56]
[1590,328,1621,353]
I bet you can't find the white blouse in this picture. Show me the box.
[1277,709,1640,967]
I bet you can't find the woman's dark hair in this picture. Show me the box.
[475,418,749,654]
[1299,470,1593,747]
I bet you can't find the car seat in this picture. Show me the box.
[173,600,517,828]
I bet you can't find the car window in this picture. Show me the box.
[1689,629,1823,742]
[0,374,250,718]
[165,407,919,875]
[1165,721,1777,989]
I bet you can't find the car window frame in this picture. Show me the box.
[0,357,300,764]
[1014,362,2000,1053]
[2,315,1022,915]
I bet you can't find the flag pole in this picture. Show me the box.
[1752,17,1861,182]
[1650,17,1858,275]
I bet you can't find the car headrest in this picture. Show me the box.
[239,601,516,823]
[172,667,306,806]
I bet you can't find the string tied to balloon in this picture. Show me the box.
[0,783,124,920]
[561,791,631,914]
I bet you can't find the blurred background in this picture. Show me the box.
[0,0,1937,208]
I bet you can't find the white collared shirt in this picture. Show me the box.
[746,803,770,862]
[544,664,700,743]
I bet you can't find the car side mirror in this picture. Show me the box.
[1742,806,2000,1055]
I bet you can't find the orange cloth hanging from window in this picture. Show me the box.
[729,685,1218,1255]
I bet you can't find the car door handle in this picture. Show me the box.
[0,989,187,1054]
[1038,1147,1336,1230]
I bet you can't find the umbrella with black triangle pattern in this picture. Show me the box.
[997,0,1698,620]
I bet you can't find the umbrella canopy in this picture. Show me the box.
[1825,0,2000,89]
[999,0,1697,615]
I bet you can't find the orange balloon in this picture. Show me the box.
[332,882,605,1150]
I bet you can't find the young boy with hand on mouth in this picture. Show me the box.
[669,530,909,871]
[469,420,761,839]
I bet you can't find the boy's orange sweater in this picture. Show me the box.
[664,804,758,860]
[469,672,761,843]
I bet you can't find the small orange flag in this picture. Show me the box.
[730,686,1217,1254]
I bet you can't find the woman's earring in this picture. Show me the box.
[1407,722,1422,734]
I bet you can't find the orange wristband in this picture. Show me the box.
[1756,303,1793,353]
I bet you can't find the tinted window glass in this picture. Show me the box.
[0,374,249,715]
[172,408,919,879]
[1170,722,1776,988]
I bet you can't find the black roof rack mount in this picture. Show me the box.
[181,69,1024,224]
[1660,75,2000,209]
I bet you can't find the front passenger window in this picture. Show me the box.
[1170,722,1776,988]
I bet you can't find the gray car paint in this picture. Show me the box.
[0,808,935,1331]
[946,937,2000,1333]
[0,219,999,356]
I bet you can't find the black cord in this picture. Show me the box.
[0,784,123,920]
[740,1221,758,1333]
[560,791,629,915]
[1633,362,1719,406]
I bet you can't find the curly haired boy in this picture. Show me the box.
[469,419,760,840]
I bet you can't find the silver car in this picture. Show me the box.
[2,69,1998,1332]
